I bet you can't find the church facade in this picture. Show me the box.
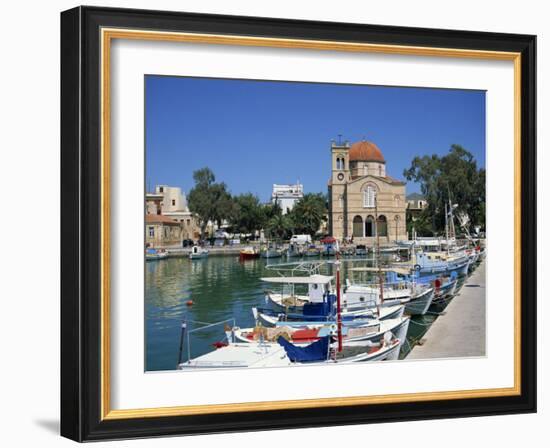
[328,140,408,244]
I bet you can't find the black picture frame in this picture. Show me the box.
[61,5,536,442]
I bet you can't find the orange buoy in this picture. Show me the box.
[186,300,194,306]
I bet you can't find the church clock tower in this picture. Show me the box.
[329,140,350,239]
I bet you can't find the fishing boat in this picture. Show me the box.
[239,246,259,260]
[262,274,332,309]
[177,331,402,369]
[286,243,303,258]
[379,267,459,308]
[347,266,438,315]
[253,309,402,327]
[304,245,321,257]
[189,245,209,260]
[145,248,168,261]
[320,236,338,257]
[233,316,410,348]
[393,249,470,277]
[262,273,411,316]
[260,244,283,258]
[253,301,404,327]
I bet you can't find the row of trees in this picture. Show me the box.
[187,167,327,240]
[187,145,485,240]
[403,144,486,236]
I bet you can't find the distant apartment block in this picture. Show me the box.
[272,183,304,214]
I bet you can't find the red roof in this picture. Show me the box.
[145,214,180,225]
[349,140,385,162]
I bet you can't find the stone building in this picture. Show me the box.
[406,192,428,221]
[328,140,407,244]
[145,214,183,248]
[145,185,200,243]
[145,192,163,215]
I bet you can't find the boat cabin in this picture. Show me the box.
[260,274,333,303]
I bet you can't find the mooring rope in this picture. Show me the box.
[408,319,433,327]
[424,310,446,316]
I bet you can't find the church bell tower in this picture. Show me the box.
[330,139,350,239]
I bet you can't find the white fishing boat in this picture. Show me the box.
[262,273,411,316]
[253,303,404,327]
[393,250,470,277]
[286,243,303,258]
[233,316,410,349]
[260,244,283,258]
[189,245,209,260]
[347,267,434,315]
[177,333,403,369]
[262,274,332,309]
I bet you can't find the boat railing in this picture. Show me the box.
[178,317,236,367]
[348,280,413,290]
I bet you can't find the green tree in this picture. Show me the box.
[230,193,265,236]
[263,200,282,222]
[188,167,233,239]
[289,193,328,237]
[406,209,435,237]
[210,184,235,228]
[265,213,293,241]
[403,145,485,234]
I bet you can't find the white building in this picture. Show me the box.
[272,183,304,214]
[155,185,188,213]
[148,185,199,240]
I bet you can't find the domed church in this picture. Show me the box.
[328,139,408,244]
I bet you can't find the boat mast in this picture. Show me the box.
[177,320,187,366]
[375,195,384,310]
[445,202,449,256]
[335,251,343,352]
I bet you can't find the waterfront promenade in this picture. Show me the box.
[409,259,486,359]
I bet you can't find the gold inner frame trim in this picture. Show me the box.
[100,27,522,420]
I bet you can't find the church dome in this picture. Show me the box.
[349,140,385,162]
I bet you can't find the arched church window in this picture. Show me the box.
[363,185,376,208]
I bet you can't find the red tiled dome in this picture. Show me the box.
[349,141,385,162]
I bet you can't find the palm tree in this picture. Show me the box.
[266,214,292,241]
[291,193,326,237]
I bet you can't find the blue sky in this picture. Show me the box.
[145,76,485,200]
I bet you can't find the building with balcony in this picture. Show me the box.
[271,183,304,214]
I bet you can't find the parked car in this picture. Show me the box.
[182,239,194,247]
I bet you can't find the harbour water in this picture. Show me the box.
[145,253,451,371]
